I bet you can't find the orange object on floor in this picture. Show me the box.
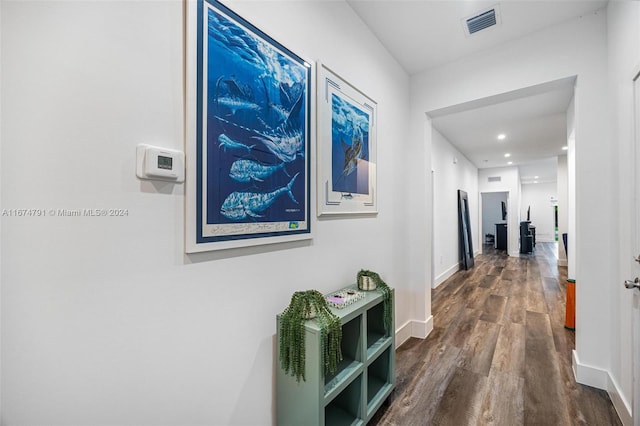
[565,279,576,330]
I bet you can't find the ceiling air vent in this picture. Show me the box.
[488,176,501,183]
[463,5,501,36]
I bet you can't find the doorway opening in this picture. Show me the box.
[481,191,509,253]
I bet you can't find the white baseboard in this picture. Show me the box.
[395,320,413,348]
[396,315,433,348]
[434,263,459,289]
[411,315,433,339]
[573,350,633,425]
[607,374,633,426]
[536,237,556,243]
[572,350,608,388]
[395,316,434,348]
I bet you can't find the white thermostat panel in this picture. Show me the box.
[136,144,185,183]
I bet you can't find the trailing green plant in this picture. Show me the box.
[278,290,342,382]
[357,269,393,333]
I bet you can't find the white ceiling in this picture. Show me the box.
[347,0,607,182]
[430,77,574,183]
[346,0,607,75]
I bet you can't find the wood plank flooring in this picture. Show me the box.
[371,243,621,426]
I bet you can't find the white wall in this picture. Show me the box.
[478,167,521,257]
[0,1,412,424]
[607,1,640,422]
[431,129,478,287]
[0,1,3,416]
[411,6,611,392]
[481,192,508,244]
[520,182,557,243]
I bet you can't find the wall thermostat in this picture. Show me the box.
[136,144,185,183]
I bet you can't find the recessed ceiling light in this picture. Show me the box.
[497,134,506,140]
[562,146,568,150]
[534,176,539,179]
[534,180,538,183]
[504,153,511,158]
[507,161,513,165]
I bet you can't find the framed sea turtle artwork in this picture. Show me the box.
[317,63,377,216]
[185,0,313,252]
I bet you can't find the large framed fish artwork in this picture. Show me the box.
[185,0,313,252]
[317,63,377,216]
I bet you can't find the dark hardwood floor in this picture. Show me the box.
[371,243,622,426]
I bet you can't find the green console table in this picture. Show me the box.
[277,285,395,425]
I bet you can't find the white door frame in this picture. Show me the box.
[631,68,640,426]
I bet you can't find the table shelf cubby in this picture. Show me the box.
[277,285,395,425]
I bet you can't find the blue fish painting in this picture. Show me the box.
[220,173,299,220]
[229,159,287,183]
[216,95,262,116]
[331,93,370,195]
[201,2,309,228]
[251,129,304,163]
[218,134,255,153]
[341,136,363,178]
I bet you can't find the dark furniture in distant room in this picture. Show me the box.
[520,221,534,254]
[495,223,507,251]
[485,233,495,245]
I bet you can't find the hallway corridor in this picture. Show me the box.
[372,243,621,425]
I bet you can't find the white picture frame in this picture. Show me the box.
[317,63,378,216]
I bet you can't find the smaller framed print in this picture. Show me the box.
[317,63,377,216]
